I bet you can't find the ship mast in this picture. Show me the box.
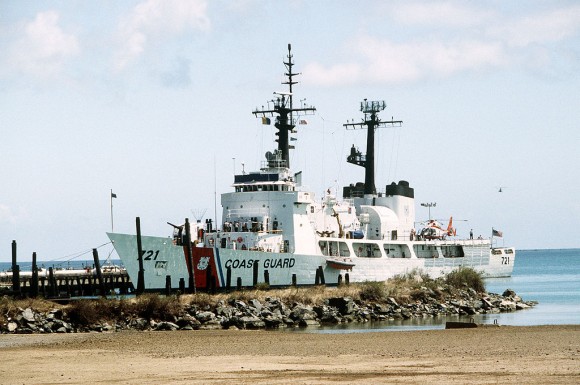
[344,99,402,195]
[252,44,316,169]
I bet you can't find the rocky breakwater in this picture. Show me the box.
[1,288,536,334]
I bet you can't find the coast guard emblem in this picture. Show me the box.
[197,256,210,270]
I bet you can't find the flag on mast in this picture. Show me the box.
[111,191,117,198]
[492,228,503,238]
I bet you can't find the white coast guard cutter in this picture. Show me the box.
[108,44,515,291]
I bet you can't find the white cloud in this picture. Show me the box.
[487,5,580,47]
[115,0,210,70]
[7,11,79,76]
[390,1,495,28]
[304,36,505,86]
[304,3,580,86]
[0,204,28,224]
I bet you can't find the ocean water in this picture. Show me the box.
[478,248,580,326]
[286,248,580,333]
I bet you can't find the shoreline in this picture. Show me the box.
[1,325,578,384]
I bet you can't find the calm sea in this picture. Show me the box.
[480,248,580,326]
[288,248,580,333]
[2,249,578,330]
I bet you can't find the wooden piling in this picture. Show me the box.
[48,267,56,297]
[165,275,172,295]
[92,249,107,297]
[205,267,212,292]
[319,266,325,285]
[315,268,320,285]
[345,272,350,285]
[252,261,258,287]
[11,240,20,295]
[338,274,343,286]
[31,252,39,297]
[135,217,146,294]
[179,277,185,293]
[87,275,94,296]
[236,277,242,291]
[292,273,297,286]
[264,270,270,285]
[226,267,232,289]
[184,218,196,294]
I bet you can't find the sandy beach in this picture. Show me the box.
[0,325,578,384]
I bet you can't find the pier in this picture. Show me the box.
[1,241,134,299]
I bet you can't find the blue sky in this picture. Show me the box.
[1,0,579,263]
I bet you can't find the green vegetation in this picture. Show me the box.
[445,267,486,293]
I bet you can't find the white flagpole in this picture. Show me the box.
[110,189,114,232]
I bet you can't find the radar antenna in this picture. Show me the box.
[343,99,402,195]
[252,44,316,168]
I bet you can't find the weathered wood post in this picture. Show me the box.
[41,276,47,297]
[135,217,145,295]
[48,267,56,297]
[87,275,94,296]
[11,240,20,295]
[236,277,242,291]
[315,268,320,285]
[120,275,128,295]
[65,278,72,297]
[205,267,212,292]
[345,272,350,285]
[93,249,106,297]
[252,261,259,287]
[76,277,83,297]
[338,274,343,286]
[226,267,232,290]
[292,273,297,287]
[184,218,196,294]
[165,275,172,296]
[179,278,185,293]
[31,252,39,297]
[264,270,270,286]
[319,266,325,285]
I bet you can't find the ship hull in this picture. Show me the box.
[108,233,514,290]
